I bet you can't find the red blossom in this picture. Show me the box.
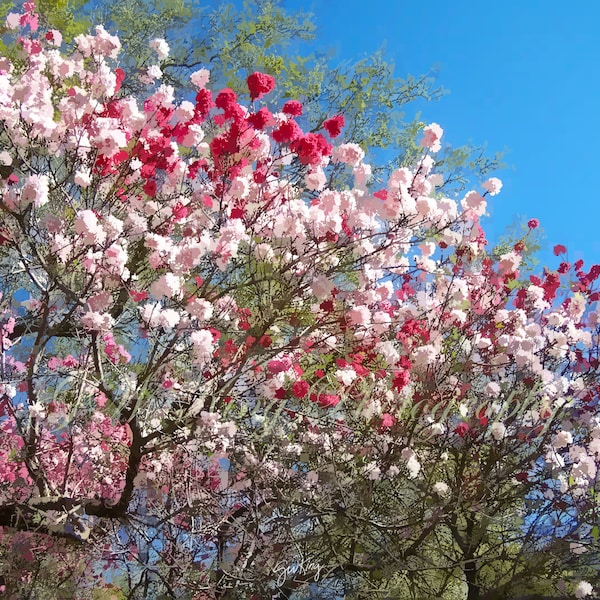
[291,380,309,398]
[553,244,567,256]
[282,100,303,116]
[290,132,332,165]
[143,179,156,197]
[323,114,345,138]
[258,335,272,348]
[392,370,410,392]
[247,72,275,101]
[172,202,188,221]
[272,119,303,144]
[527,218,540,229]
[215,88,244,120]
[194,88,214,121]
[114,68,125,93]
[558,262,571,274]
[247,107,272,129]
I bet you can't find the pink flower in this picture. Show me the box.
[191,329,214,365]
[149,38,169,60]
[347,306,371,326]
[454,422,470,437]
[5,12,20,29]
[323,114,345,138]
[461,191,486,216]
[482,177,502,196]
[333,143,365,166]
[314,393,340,408]
[267,357,292,374]
[75,210,106,245]
[421,123,443,152]
[527,218,540,229]
[21,174,49,208]
[381,413,395,428]
[247,72,275,101]
[150,273,183,299]
[45,30,62,46]
[190,68,210,89]
[553,244,567,256]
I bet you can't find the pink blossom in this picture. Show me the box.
[333,143,365,166]
[190,68,210,89]
[150,273,183,299]
[75,210,106,245]
[149,38,170,60]
[461,191,486,216]
[314,393,340,409]
[191,329,214,364]
[5,12,21,29]
[81,311,114,332]
[20,174,49,207]
[187,298,214,321]
[421,123,443,152]
[484,382,502,398]
[482,177,503,195]
[347,306,371,326]
[45,29,62,46]
[267,357,293,374]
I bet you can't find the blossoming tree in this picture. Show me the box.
[0,6,598,599]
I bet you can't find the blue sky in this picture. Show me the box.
[292,0,599,271]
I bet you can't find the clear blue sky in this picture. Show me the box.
[290,0,599,271]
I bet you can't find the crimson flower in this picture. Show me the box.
[291,380,309,398]
[282,100,303,116]
[247,72,275,101]
[323,114,345,138]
